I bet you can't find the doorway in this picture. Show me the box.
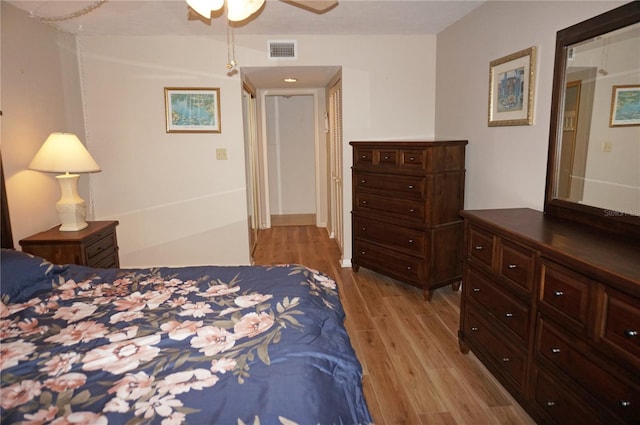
[240,66,343,263]
[265,94,316,226]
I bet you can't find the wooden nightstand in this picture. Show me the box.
[19,221,119,268]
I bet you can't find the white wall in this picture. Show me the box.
[266,95,316,216]
[1,2,87,245]
[78,33,437,266]
[435,1,625,212]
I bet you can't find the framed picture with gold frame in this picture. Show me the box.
[488,47,536,126]
[164,87,221,133]
[609,84,640,127]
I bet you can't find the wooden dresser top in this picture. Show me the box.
[461,208,640,293]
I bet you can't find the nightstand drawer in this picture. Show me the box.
[86,236,117,268]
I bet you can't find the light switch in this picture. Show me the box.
[602,141,612,152]
[216,148,228,160]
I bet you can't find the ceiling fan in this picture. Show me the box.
[186,0,338,22]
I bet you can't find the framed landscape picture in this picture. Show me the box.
[165,87,221,133]
[610,84,640,127]
[488,47,536,126]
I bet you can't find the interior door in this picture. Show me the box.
[328,81,343,254]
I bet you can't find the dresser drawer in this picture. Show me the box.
[539,261,591,332]
[467,225,494,268]
[354,216,425,257]
[354,172,425,200]
[498,240,534,293]
[354,148,374,166]
[464,305,527,390]
[400,149,426,168]
[354,240,423,285]
[532,367,601,425]
[378,149,398,166]
[464,266,530,343]
[599,287,640,367]
[537,319,640,424]
[355,193,424,222]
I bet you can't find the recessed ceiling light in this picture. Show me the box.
[284,78,297,83]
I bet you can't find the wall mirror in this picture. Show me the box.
[545,1,640,238]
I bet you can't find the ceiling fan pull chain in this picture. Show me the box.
[226,6,238,71]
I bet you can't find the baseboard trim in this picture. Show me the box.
[270,214,316,226]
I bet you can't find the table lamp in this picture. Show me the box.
[28,133,101,231]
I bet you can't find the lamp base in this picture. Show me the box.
[56,173,88,232]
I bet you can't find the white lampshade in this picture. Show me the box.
[29,133,100,232]
[29,133,101,173]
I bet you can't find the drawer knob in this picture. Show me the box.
[406,266,412,270]
[551,348,561,354]
[546,401,556,408]
[361,227,366,231]
[408,185,414,189]
[507,264,517,269]
[409,208,415,213]
[472,288,481,293]
[409,156,415,161]
[624,330,638,338]
[408,239,414,244]
[384,155,390,160]
[471,327,479,332]
[361,179,367,183]
[620,400,631,408]
[553,290,564,297]
[505,313,513,318]
[361,200,368,205]
[474,245,484,251]
[501,357,510,363]
[361,155,367,159]
[361,251,366,255]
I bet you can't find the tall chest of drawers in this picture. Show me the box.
[459,209,640,425]
[350,140,467,300]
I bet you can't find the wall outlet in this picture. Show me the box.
[216,148,228,160]
[602,141,612,152]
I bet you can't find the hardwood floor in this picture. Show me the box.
[253,226,536,425]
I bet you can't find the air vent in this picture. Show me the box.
[268,40,297,60]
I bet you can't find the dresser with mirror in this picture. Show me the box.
[458,3,640,424]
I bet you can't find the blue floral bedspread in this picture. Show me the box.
[0,262,372,424]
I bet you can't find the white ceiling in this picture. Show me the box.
[5,0,484,88]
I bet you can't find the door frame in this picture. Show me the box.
[258,88,326,229]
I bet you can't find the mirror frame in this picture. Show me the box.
[544,1,640,239]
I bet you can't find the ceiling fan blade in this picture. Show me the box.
[281,0,338,13]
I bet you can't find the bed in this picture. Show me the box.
[0,159,372,424]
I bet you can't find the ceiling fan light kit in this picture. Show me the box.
[186,0,266,22]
